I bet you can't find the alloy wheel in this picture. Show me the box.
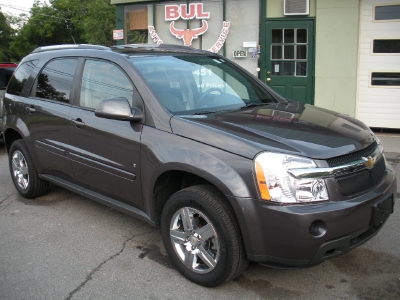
[169,207,220,274]
[11,150,29,190]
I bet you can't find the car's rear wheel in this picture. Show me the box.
[161,185,248,287]
[9,140,48,198]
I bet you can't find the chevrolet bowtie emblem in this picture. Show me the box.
[363,156,375,169]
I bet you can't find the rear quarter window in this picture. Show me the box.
[7,60,38,96]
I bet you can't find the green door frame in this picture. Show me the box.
[261,17,316,104]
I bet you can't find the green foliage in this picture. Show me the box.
[0,11,17,61]
[80,0,116,46]
[7,0,116,61]
[128,31,147,44]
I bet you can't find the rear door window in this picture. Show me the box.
[36,59,78,103]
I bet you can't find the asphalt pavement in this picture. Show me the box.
[0,135,399,300]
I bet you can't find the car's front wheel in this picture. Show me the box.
[9,140,49,198]
[161,185,248,287]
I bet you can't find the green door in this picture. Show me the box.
[263,19,315,104]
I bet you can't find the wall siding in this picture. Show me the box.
[356,0,400,128]
[314,0,360,117]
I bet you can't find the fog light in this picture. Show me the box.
[309,220,327,237]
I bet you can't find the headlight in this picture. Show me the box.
[254,152,329,203]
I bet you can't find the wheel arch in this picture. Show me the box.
[4,127,24,154]
[149,162,251,228]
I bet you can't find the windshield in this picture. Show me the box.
[130,55,278,115]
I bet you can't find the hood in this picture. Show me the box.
[170,102,378,160]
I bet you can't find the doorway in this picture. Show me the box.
[263,19,315,104]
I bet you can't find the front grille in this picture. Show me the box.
[336,157,387,196]
[327,142,377,167]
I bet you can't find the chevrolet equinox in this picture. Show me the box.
[3,44,396,287]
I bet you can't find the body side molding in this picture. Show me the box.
[39,174,155,226]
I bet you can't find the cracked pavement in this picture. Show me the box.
[65,229,156,300]
[0,136,399,299]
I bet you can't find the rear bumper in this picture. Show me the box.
[229,165,396,268]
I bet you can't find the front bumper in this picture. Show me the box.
[229,164,396,268]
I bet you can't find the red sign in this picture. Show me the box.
[165,3,210,21]
[148,2,230,52]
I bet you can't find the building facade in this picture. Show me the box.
[111,0,400,129]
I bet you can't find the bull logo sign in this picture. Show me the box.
[167,4,209,46]
[148,3,230,53]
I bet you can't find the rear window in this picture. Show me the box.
[7,61,38,96]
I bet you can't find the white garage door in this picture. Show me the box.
[357,0,400,128]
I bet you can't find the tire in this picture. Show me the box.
[9,140,49,199]
[161,184,248,287]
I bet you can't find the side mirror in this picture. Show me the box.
[95,97,143,122]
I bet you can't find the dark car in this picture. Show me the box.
[0,62,18,137]
[3,44,396,287]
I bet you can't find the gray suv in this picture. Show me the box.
[3,44,396,287]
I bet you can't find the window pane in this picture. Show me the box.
[284,45,295,59]
[296,45,307,59]
[272,29,282,43]
[6,61,38,95]
[272,45,282,59]
[296,62,307,76]
[125,3,151,44]
[283,61,295,76]
[128,8,148,30]
[371,72,400,86]
[375,5,400,20]
[284,29,294,43]
[297,29,307,43]
[36,59,77,103]
[80,60,134,109]
[373,39,400,53]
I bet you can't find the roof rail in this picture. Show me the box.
[32,44,110,53]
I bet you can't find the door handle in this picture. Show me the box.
[26,106,36,113]
[71,118,85,128]
[266,78,271,83]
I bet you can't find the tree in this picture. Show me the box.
[8,0,116,61]
[9,0,83,60]
[0,11,17,61]
[78,0,116,46]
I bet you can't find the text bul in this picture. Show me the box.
[165,3,210,21]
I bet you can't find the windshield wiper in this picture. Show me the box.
[193,110,216,115]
